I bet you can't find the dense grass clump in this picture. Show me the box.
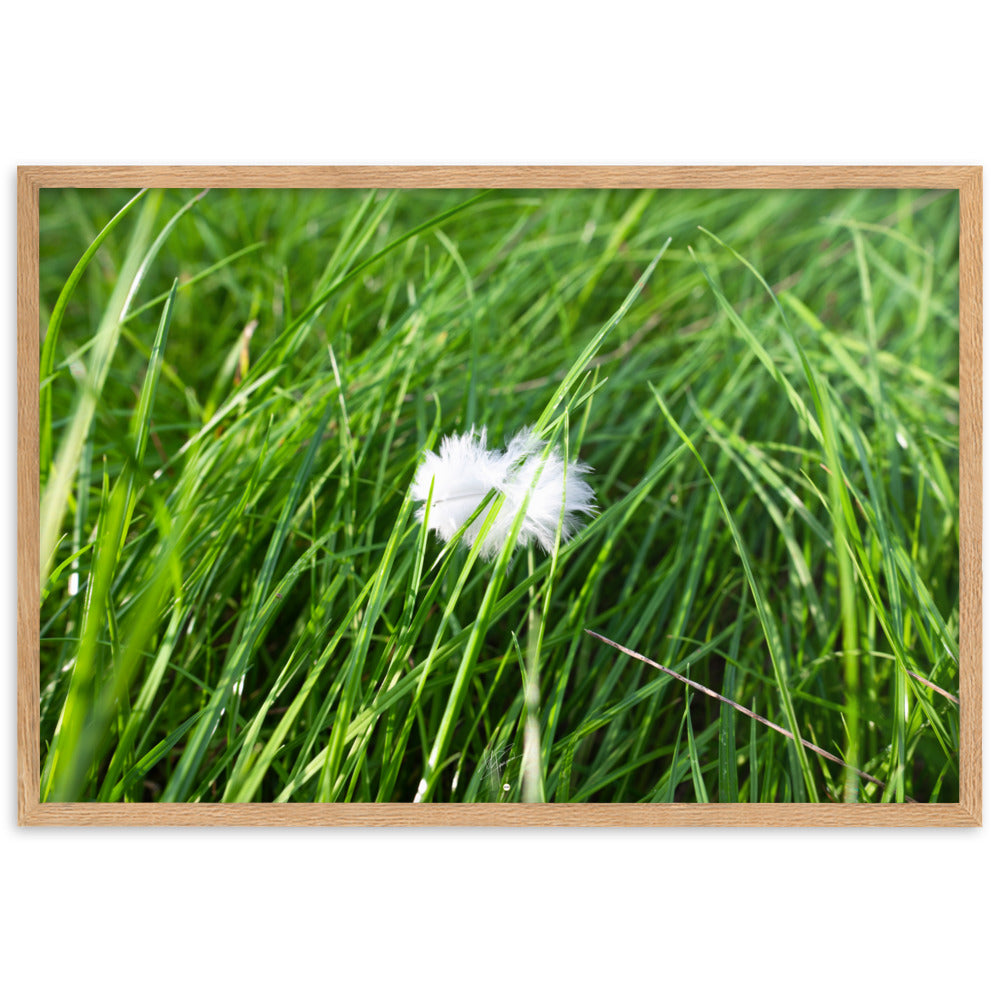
[38,186,960,804]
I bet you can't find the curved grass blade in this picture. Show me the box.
[41,189,207,582]
[40,189,149,477]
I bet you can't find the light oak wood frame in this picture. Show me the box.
[17,166,983,826]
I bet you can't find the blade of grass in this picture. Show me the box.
[652,386,820,801]
[695,227,868,801]
[534,236,671,437]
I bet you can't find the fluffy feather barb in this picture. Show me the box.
[409,427,596,559]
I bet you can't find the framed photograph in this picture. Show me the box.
[17,166,982,826]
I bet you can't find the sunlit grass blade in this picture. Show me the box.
[40,189,148,478]
[40,191,164,582]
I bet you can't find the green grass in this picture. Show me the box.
[37,186,960,804]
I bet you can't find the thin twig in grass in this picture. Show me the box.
[904,669,959,705]
[584,628,916,803]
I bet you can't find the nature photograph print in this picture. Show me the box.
[37,184,961,805]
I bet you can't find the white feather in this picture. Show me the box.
[410,426,596,559]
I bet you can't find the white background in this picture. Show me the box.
[3,3,995,996]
